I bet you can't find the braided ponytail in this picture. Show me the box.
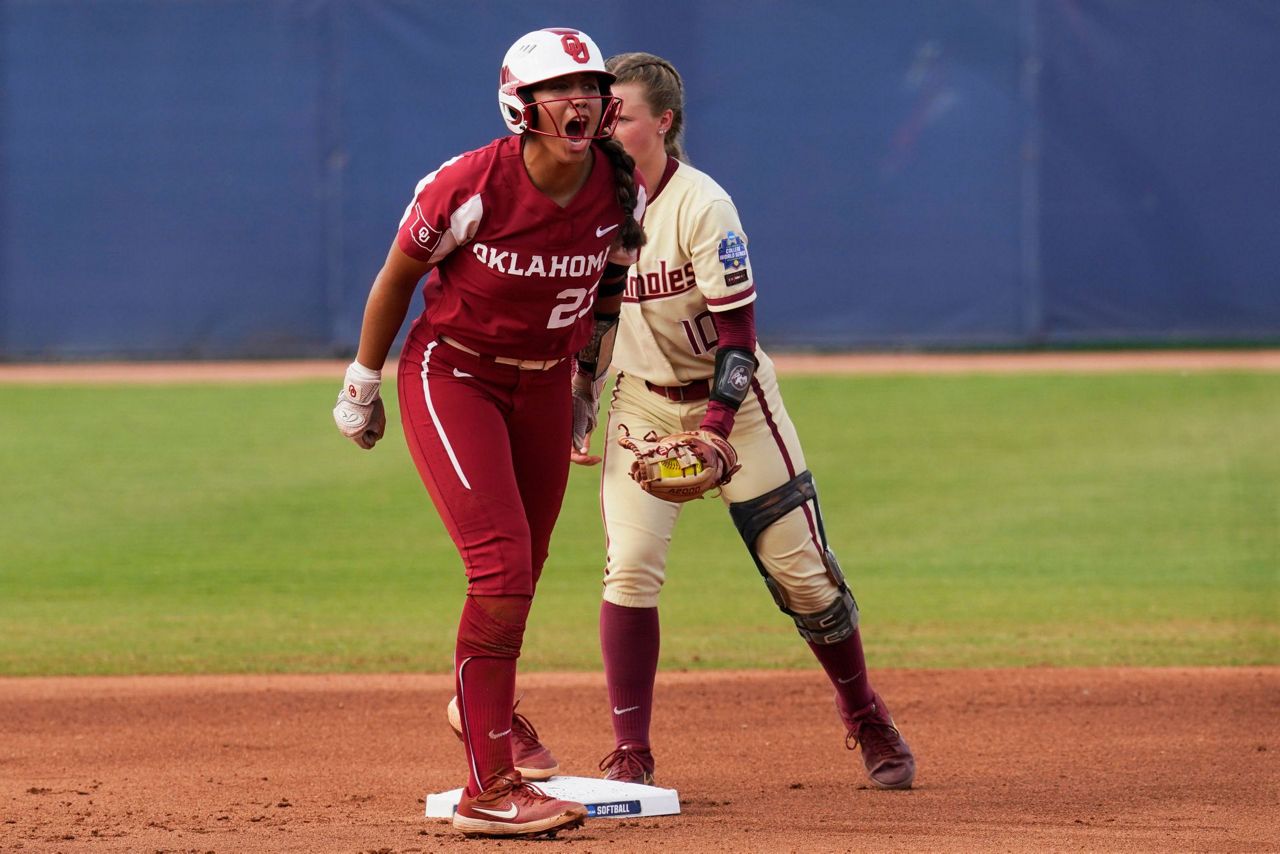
[596,137,646,251]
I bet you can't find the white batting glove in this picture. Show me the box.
[571,369,606,453]
[333,361,386,450]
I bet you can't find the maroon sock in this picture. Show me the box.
[600,601,659,749]
[455,595,529,795]
[807,627,875,720]
[456,654,517,795]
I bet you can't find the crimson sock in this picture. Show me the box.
[455,654,517,795]
[455,595,529,795]
[807,627,875,721]
[600,600,659,749]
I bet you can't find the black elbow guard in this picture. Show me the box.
[576,312,620,378]
[711,347,758,410]
[598,261,629,298]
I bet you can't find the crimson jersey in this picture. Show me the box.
[396,135,645,361]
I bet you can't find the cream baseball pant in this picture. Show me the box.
[599,354,841,614]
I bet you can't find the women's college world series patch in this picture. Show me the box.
[718,231,749,270]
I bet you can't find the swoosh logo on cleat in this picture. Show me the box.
[488,728,512,739]
[613,705,640,715]
[836,671,864,685]
[473,802,518,819]
[596,223,620,238]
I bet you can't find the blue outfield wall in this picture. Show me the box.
[1,0,1278,359]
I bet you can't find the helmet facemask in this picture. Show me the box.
[516,85,622,140]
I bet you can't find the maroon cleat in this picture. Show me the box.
[510,702,560,780]
[599,744,656,785]
[843,692,916,789]
[447,696,560,780]
[452,774,587,838]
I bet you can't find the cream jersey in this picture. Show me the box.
[614,158,758,386]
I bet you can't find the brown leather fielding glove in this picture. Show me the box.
[616,426,741,503]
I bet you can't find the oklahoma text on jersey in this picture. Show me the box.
[392,136,643,360]
[471,242,610,279]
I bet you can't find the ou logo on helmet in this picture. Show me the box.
[560,33,590,63]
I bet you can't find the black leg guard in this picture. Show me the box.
[728,471,859,645]
[793,588,859,645]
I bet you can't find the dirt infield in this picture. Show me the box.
[4,353,1276,852]
[3,668,1275,853]
[1,349,1278,384]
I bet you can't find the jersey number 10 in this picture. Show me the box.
[680,310,719,356]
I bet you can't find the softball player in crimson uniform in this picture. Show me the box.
[586,53,916,790]
[332,29,645,839]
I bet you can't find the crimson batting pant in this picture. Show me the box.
[398,326,573,794]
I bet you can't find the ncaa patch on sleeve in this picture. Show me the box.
[718,231,748,270]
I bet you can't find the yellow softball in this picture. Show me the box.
[659,458,702,478]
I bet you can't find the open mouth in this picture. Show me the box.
[564,116,586,140]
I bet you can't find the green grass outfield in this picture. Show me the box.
[1,371,1276,676]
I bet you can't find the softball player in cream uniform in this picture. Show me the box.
[588,53,917,791]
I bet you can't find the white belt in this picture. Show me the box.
[440,335,564,371]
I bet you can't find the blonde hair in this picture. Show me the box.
[605,52,688,162]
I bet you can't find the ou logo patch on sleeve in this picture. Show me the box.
[718,231,749,270]
[408,204,442,253]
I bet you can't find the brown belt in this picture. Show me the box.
[440,335,564,371]
[645,379,712,402]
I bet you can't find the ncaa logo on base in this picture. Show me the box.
[588,800,640,817]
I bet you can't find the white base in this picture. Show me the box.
[426,775,680,820]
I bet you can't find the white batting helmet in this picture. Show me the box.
[498,28,619,137]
